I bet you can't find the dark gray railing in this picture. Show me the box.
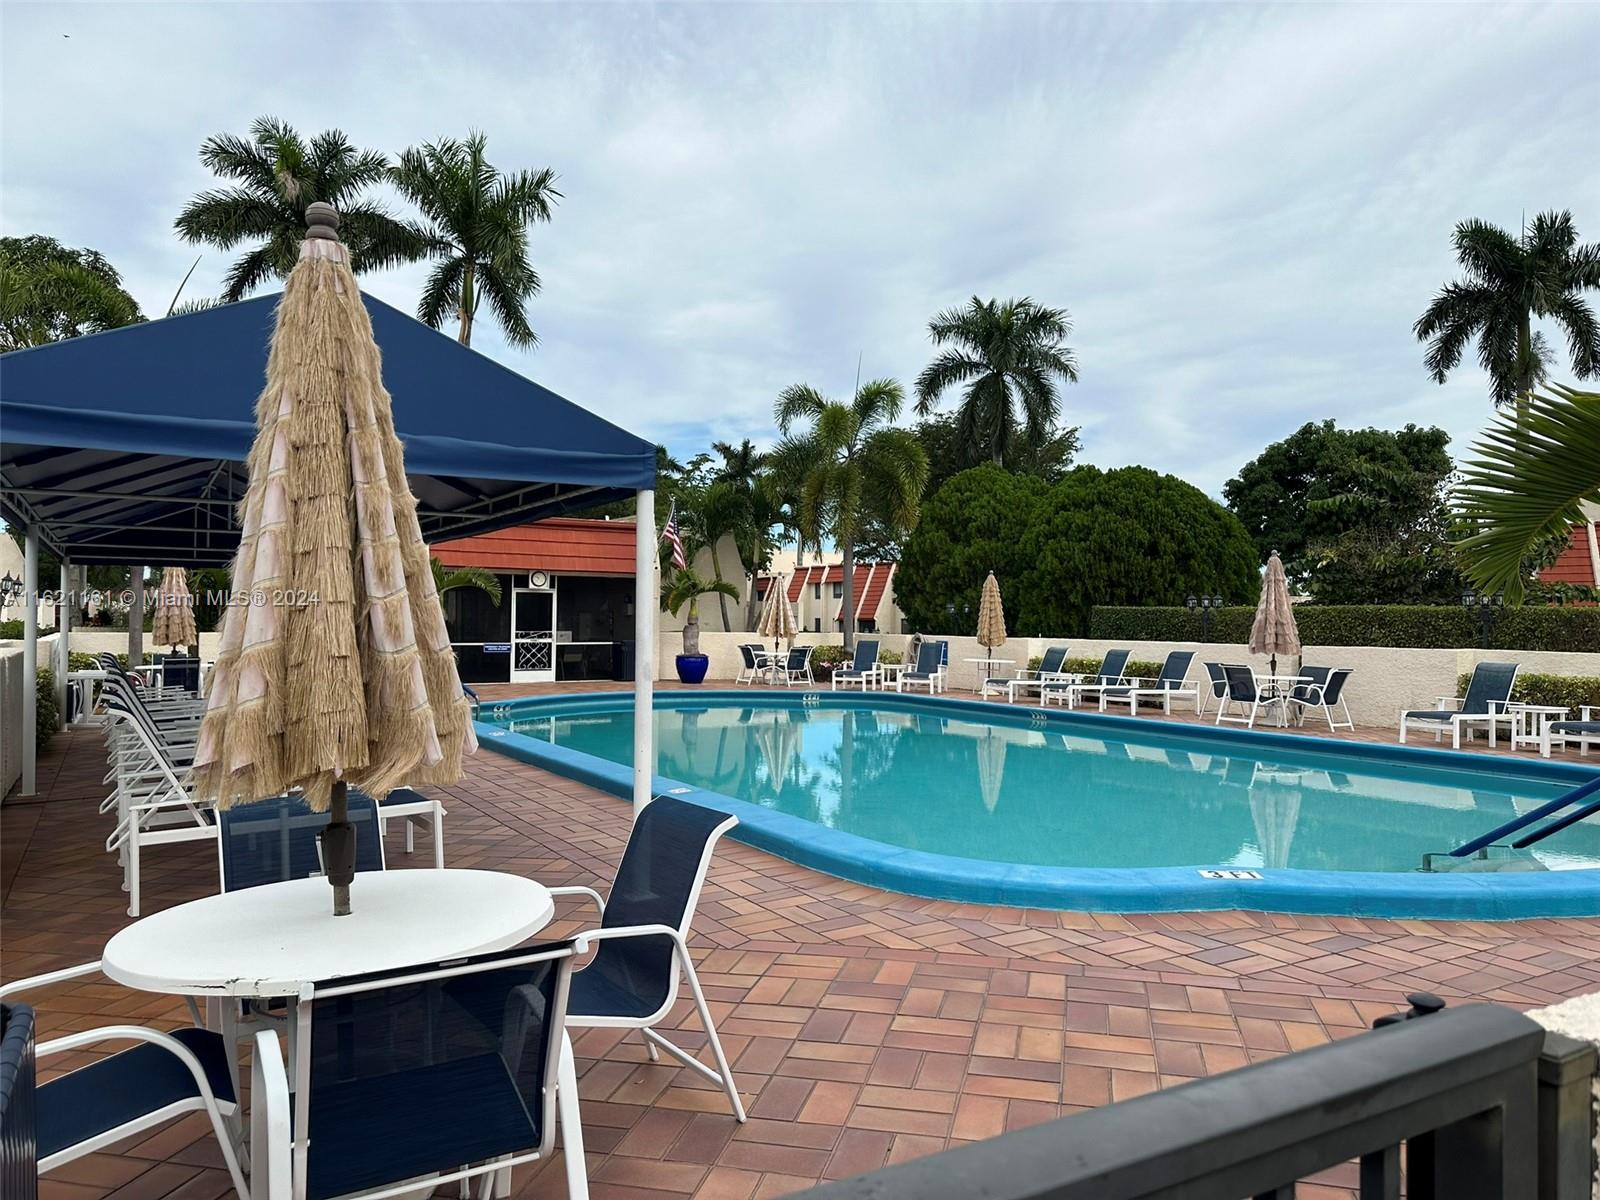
[796,1004,1596,1200]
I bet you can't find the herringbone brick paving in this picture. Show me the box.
[6,688,1600,1200]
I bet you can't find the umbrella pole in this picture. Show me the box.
[321,780,356,916]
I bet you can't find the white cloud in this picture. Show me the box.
[3,1,1597,497]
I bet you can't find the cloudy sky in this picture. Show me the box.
[4,2,1598,496]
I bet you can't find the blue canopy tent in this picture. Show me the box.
[0,294,659,805]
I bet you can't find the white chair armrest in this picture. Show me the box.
[548,885,606,920]
[36,1025,234,1114]
[251,1030,293,1200]
[1435,695,1466,709]
[0,959,103,1001]
[570,921,686,957]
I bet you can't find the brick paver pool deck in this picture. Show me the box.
[6,682,1599,1200]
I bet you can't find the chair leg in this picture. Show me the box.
[640,1028,659,1061]
[557,1033,589,1199]
[640,958,747,1121]
[432,806,445,869]
[127,827,141,917]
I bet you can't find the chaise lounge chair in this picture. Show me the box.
[1041,649,1131,710]
[1547,708,1600,757]
[1399,661,1520,749]
[898,639,948,693]
[830,639,881,691]
[1099,650,1197,715]
[994,645,1071,703]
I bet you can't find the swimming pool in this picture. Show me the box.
[479,690,1600,918]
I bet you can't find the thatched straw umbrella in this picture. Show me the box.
[189,202,476,915]
[976,571,1007,651]
[756,573,798,669]
[151,567,196,652]
[1249,552,1301,677]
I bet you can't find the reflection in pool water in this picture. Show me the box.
[495,700,1600,873]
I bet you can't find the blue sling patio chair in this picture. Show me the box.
[899,639,948,694]
[549,795,748,1121]
[1546,707,1600,758]
[216,792,386,892]
[1042,648,1131,709]
[1399,661,1520,749]
[780,644,815,686]
[830,639,881,691]
[1198,661,1230,716]
[0,968,248,1198]
[249,941,589,1200]
[1099,650,1198,716]
[1214,664,1275,729]
[1287,667,1355,732]
[998,644,1071,703]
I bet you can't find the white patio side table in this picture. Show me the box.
[1508,703,1571,758]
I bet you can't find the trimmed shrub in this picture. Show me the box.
[1457,673,1600,713]
[1090,604,1600,653]
[1015,467,1260,637]
[35,667,59,750]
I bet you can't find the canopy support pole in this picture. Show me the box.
[633,488,655,817]
[20,525,38,796]
[128,566,144,665]
[56,560,70,719]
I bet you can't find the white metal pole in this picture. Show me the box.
[633,488,656,817]
[20,525,39,796]
[55,560,70,718]
[128,566,145,665]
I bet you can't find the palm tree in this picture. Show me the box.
[772,378,928,649]
[661,567,741,657]
[1415,211,1600,417]
[712,439,766,493]
[0,236,142,350]
[698,480,748,633]
[390,133,560,347]
[914,297,1080,467]
[1454,384,1600,602]
[175,117,427,302]
[429,557,503,607]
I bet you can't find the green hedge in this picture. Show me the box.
[1089,605,1600,653]
[35,667,59,750]
[1457,672,1600,713]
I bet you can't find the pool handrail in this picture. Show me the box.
[1450,774,1600,857]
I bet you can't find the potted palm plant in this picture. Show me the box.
[662,567,741,684]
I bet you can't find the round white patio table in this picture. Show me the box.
[101,869,555,997]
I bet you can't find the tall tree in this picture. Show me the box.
[0,236,142,350]
[711,438,766,493]
[390,132,560,347]
[1415,210,1600,417]
[1223,421,1456,594]
[914,296,1079,466]
[914,411,1080,498]
[772,378,928,648]
[175,116,427,301]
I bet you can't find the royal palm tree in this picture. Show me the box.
[390,132,560,347]
[772,378,928,648]
[1454,384,1600,602]
[175,117,427,302]
[661,567,741,657]
[1415,211,1600,417]
[0,236,143,350]
[914,297,1080,467]
[711,439,766,493]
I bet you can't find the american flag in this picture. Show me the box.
[662,503,688,569]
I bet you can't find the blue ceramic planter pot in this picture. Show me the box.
[675,654,710,684]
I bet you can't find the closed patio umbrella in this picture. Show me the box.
[976,571,1006,650]
[756,573,798,651]
[190,203,476,915]
[151,567,196,651]
[1249,552,1301,677]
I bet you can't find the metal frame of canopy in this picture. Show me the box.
[1,296,659,811]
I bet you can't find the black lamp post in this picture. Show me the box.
[0,572,21,609]
[1461,589,1503,648]
[1187,594,1226,639]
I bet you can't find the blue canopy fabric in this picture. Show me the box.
[0,293,656,564]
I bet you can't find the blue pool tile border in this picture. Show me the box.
[475,688,1600,920]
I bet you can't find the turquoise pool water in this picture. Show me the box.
[492,695,1600,874]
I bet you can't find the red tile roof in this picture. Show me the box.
[1539,523,1599,586]
[431,517,637,576]
[781,562,895,621]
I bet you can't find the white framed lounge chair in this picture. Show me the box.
[998,645,1071,703]
[1399,661,1520,749]
[780,645,815,686]
[1042,649,1131,709]
[898,639,947,694]
[1547,708,1600,757]
[1213,664,1274,728]
[830,639,880,691]
[1099,650,1197,716]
